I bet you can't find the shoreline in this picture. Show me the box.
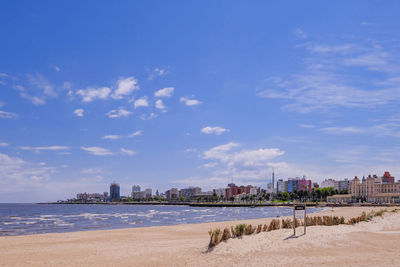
[1,205,324,237]
[38,201,400,207]
[1,206,399,266]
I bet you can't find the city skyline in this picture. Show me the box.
[1,1,400,202]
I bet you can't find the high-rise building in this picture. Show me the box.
[110,182,120,202]
[287,178,299,193]
[272,168,275,193]
[277,179,286,193]
[132,185,141,192]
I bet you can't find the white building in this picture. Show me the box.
[277,179,286,193]
[213,188,226,198]
[132,185,141,192]
[250,187,258,195]
[321,179,336,188]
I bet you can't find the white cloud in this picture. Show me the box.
[294,28,307,39]
[0,110,18,119]
[77,87,111,102]
[73,108,84,117]
[154,87,174,98]
[27,74,57,97]
[0,142,9,147]
[180,96,202,106]
[106,107,132,118]
[155,99,166,111]
[102,135,122,140]
[134,97,149,108]
[200,162,218,168]
[112,77,139,99]
[320,126,365,134]
[148,68,167,80]
[81,167,103,174]
[81,146,113,156]
[128,130,143,138]
[203,142,285,167]
[55,66,61,72]
[120,148,136,156]
[140,112,157,120]
[19,146,70,152]
[0,152,54,191]
[201,126,230,135]
[360,21,376,26]
[319,123,400,138]
[13,85,46,106]
[299,124,316,129]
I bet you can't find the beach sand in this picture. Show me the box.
[1,206,400,266]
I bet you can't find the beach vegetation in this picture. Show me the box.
[262,224,268,232]
[207,208,394,249]
[222,228,231,241]
[245,224,256,235]
[235,224,246,236]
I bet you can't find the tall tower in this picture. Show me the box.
[272,168,275,194]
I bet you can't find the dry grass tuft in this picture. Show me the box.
[222,227,231,241]
[256,224,262,233]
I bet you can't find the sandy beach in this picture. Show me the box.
[1,206,400,266]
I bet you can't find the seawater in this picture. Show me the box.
[0,204,322,236]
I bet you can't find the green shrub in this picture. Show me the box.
[235,224,246,236]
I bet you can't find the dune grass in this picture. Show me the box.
[207,208,392,249]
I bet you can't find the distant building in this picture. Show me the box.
[132,188,152,200]
[287,178,298,193]
[277,179,286,193]
[225,184,256,200]
[110,182,120,201]
[213,188,226,199]
[321,179,335,188]
[382,171,395,184]
[334,179,350,192]
[76,192,107,202]
[312,182,319,189]
[132,185,141,193]
[144,188,152,198]
[298,177,312,192]
[266,183,274,193]
[180,187,202,199]
[166,188,179,201]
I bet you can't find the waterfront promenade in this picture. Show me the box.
[1,206,400,266]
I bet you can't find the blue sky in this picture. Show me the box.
[1,1,400,202]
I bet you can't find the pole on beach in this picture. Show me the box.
[293,202,296,236]
[304,203,306,235]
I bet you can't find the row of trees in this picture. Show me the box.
[275,187,345,202]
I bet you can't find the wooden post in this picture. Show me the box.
[293,202,296,236]
[304,203,307,235]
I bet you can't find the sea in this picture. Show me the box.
[0,203,322,236]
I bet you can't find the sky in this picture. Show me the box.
[1,1,400,202]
